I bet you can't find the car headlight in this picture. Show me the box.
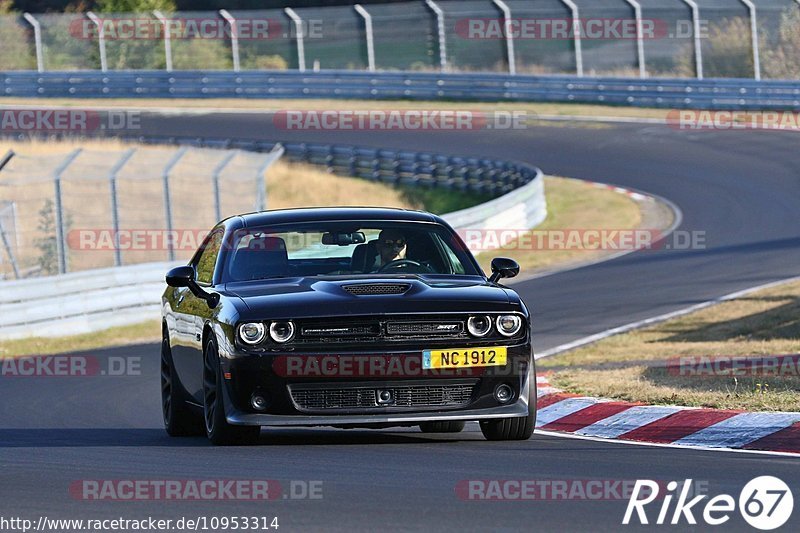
[269,320,296,343]
[467,315,492,337]
[496,315,523,337]
[238,322,266,345]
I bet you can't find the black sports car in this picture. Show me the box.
[161,207,535,445]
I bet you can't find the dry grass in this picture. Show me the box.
[0,97,673,120]
[477,177,643,276]
[541,280,800,411]
[0,320,161,358]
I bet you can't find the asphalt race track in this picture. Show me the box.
[2,113,800,531]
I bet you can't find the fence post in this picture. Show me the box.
[256,144,285,211]
[211,150,239,222]
[492,0,516,75]
[153,10,174,72]
[0,152,19,279]
[559,0,583,77]
[22,13,44,73]
[86,12,108,72]
[424,0,447,71]
[740,0,760,80]
[681,0,703,79]
[53,149,82,275]
[161,147,188,262]
[219,9,240,72]
[108,148,136,267]
[354,4,376,72]
[624,0,646,78]
[284,8,306,72]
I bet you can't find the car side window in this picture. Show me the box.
[195,230,223,285]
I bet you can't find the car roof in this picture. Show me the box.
[234,207,440,228]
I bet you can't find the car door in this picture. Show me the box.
[172,229,223,402]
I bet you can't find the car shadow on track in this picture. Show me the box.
[0,427,476,447]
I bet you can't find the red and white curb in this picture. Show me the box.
[535,375,800,454]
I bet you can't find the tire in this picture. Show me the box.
[203,337,261,446]
[161,328,204,437]
[419,421,466,433]
[479,374,537,441]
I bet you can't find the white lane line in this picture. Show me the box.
[535,429,800,458]
[535,397,602,427]
[575,405,684,439]
[536,275,800,359]
[674,412,800,449]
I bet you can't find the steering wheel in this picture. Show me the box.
[377,259,431,273]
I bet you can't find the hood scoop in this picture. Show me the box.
[342,283,412,296]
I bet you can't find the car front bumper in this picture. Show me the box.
[219,342,535,427]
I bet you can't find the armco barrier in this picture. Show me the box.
[3,70,800,110]
[0,136,545,340]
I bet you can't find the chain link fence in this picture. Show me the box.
[0,144,283,280]
[1,0,799,79]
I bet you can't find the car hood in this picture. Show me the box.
[224,276,517,319]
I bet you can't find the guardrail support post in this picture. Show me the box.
[86,12,108,72]
[354,4,376,72]
[219,10,240,72]
[153,10,174,73]
[53,149,82,275]
[108,148,136,267]
[740,0,760,80]
[285,8,306,72]
[211,150,239,222]
[255,144,285,211]
[425,0,447,71]
[624,0,646,78]
[492,0,516,75]
[559,0,583,77]
[161,147,188,262]
[22,13,44,73]
[682,0,703,79]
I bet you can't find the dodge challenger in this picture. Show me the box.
[161,207,535,445]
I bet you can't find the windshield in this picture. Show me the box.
[222,221,481,282]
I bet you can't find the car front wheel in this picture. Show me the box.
[203,337,260,446]
[479,375,536,441]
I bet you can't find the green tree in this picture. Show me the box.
[0,0,36,70]
[762,8,800,80]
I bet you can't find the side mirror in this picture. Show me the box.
[166,265,194,287]
[165,265,220,309]
[489,257,520,283]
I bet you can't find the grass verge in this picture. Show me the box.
[0,97,671,120]
[540,280,800,412]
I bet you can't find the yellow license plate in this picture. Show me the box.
[423,347,507,369]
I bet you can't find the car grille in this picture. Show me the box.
[293,315,469,345]
[342,283,411,296]
[289,381,478,412]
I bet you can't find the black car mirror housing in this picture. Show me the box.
[489,257,520,283]
[166,265,220,308]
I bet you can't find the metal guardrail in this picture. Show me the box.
[3,70,800,110]
[0,134,545,340]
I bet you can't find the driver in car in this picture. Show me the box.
[374,229,407,271]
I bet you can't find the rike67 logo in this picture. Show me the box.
[623,477,793,530]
